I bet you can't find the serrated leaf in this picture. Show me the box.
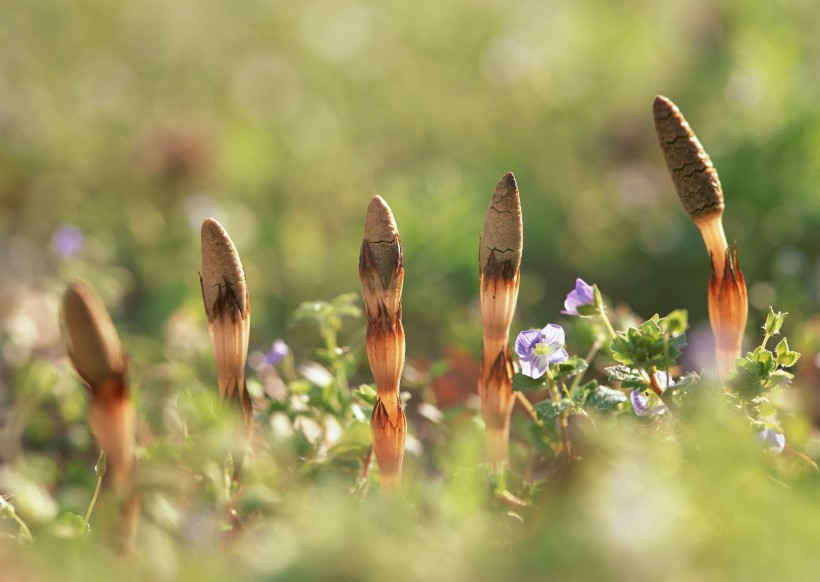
[549,356,588,381]
[533,398,571,422]
[586,385,627,412]
[605,365,649,390]
[572,380,598,407]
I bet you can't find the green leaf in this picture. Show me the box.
[512,373,547,392]
[353,384,378,406]
[774,338,801,367]
[592,284,605,312]
[533,398,571,422]
[609,313,687,368]
[605,365,649,390]
[575,303,598,317]
[549,356,588,381]
[55,512,91,539]
[586,385,627,412]
[328,422,371,460]
[665,309,688,335]
[571,380,598,407]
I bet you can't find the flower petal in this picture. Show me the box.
[520,354,548,379]
[631,390,653,417]
[547,348,569,365]
[630,389,667,417]
[540,323,565,346]
[562,279,594,315]
[515,329,542,358]
[757,428,786,454]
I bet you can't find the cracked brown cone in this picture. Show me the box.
[654,96,747,378]
[60,282,138,555]
[360,195,406,488]
[653,95,728,275]
[479,172,522,469]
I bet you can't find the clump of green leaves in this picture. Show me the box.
[609,310,688,370]
[724,306,800,405]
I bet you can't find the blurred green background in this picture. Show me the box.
[2,0,820,372]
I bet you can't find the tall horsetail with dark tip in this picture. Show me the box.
[653,96,748,378]
[359,196,407,489]
[60,282,139,555]
[479,173,522,469]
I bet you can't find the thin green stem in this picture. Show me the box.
[546,368,572,456]
[569,338,602,394]
[599,310,618,342]
[514,391,542,426]
[0,496,33,543]
[84,473,104,526]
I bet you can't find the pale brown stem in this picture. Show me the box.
[696,216,728,283]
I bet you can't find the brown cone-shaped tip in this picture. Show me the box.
[361,195,402,294]
[480,172,522,278]
[61,282,126,391]
[201,217,248,321]
[653,96,725,223]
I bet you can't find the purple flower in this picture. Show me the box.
[630,371,673,417]
[757,427,786,454]
[263,340,288,366]
[51,225,85,258]
[514,324,569,379]
[561,278,595,316]
[630,389,667,417]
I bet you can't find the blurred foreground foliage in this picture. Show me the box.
[1,295,819,581]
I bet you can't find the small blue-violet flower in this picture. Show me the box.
[561,278,595,316]
[514,324,569,379]
[51,224,85,258]
[630,371,673,417]
[756,427,786,454]
[263,339,289,366]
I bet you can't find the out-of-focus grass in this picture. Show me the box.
[5,382,820,581]
[2,0,819,357]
